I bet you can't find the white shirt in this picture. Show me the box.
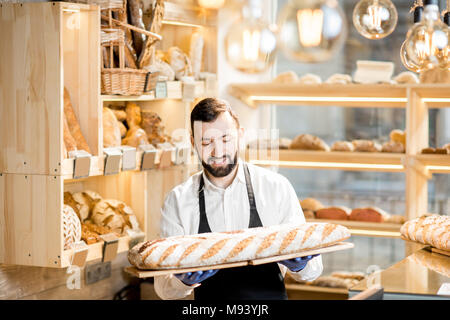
[154,159,323,300]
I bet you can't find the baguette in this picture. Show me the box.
[128,222,350,270]
[64,87,91,154]
[400,214,450,251]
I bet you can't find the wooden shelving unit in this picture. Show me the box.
[0,1,216,268]
[231,82,450,251]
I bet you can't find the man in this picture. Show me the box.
[154,98,323,300]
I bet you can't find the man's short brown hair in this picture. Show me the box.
[190,98,240,136]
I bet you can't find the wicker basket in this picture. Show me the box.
[101,69,159,95]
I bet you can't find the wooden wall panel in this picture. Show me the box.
[0,3,62,175]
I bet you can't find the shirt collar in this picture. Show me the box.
[201,158,246,192]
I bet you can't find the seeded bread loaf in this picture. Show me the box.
[400,214,450,251]
[349,207,391,223]
[128,222,350,270]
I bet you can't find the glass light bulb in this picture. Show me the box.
[224,12,277,73]
[403,4,450,72]
[277,0,347,63]
[400,40,421,72]
[198,0,225,9]
[353,0,398,39]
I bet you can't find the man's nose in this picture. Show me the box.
[211,139,226,157]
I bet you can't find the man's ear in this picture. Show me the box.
[190,134,195,148]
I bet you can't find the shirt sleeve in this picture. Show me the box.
[276,175,324,282]
[154,190,197,300]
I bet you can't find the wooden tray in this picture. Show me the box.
[125,242,354,279]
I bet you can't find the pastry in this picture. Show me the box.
[331,141,354,152]
[128,222,350,270]
[167,47,193,80]
[316,206,351,220]
[289,134,330,151]
[400,214,450,251]
[349,207,391,223]
[125,101,142,128]
[352,140,382,152]
[64,87,91,154]
[272,71,298,84]
[389,129,406,147]
[103,107,122,148]
[122,127,149,147]
[325,74,353,84]
[382,141,405,153]
[393,72,419,84]
[141,110,169,144]
[112,109,127,122]
[298,73,322,84]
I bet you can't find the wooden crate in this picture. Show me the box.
[0,170,147,268]
[0,2,101,176]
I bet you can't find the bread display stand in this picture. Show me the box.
[125,242,354,278]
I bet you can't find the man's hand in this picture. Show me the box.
[279,254,320,272]
[174,269,219,286]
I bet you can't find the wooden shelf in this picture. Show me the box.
[285,283,348,295]
[62,236,131,266]
[414,154,450,174]
[229,83,450,108]
[306,219,402,239]
[245,149,405,173]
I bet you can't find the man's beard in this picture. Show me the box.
[202,153,238,178]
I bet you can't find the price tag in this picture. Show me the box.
[70,240,89,268]
[157,143,175,169]
[139,144,157,171]
[103,147,122,176]
[69,150,91,179]
[182,81,196,101]
[120,146,137,171]
[155,81,168,99]
[100,233,119,263]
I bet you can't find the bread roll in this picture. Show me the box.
[386,214,406,224]
[290,134,330,151]
[352,140,382,152]
[400,214,450,251]
[349,207,391,223]
[273,71,298,84]
[393,72,419,84]
[112,109,127,122]
[122,127,149,147]
[64,191,102,222]
[125,102,142,128]
[389,129,406,146]
[129,222,350,270]
[298,73,322,84]
[325,74,352,84]
[442,143,450,153]
[103,107,122,148]
[331,141,354,152]
[316,206,351,220]
[382,141,405,153]
[300,198,325,212]
[91,199,140,234]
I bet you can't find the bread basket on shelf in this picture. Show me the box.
[100,5,161,95]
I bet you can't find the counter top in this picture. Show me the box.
[349,247,450,300]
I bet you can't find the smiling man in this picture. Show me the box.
[154,98,323,300]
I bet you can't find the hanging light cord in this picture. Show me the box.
[442,0,450,17]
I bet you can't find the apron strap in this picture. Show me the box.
[198,163,262,233]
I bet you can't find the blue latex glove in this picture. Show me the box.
[174,269,219,286]
[279,254,320,272]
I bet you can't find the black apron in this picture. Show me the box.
[194,164,288,301]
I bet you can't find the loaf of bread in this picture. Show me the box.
[382,141,405,153]
[128,222,350,270]
[125,102,142,128]
[400,214,450,251]
[141,110,169,144]
[103,107,122,148]
[352,140,382,152]
[300,198,324,212]
[316,206,351,220]
[168,47,192,80]
[325,74,352,84]
[64,191,102,222]
[385,214,406,224]
[112,109,127,122]
[298,73,322,84]
[421,147,448,154]
[389,129,406,147]
[331,271,365,281]
[310,276,359,289]
[290,134,330,151]
[64,87,91,154]
[122,127,149,147]
[91,199,140,234]
[349,207,391,223]
[63,113,78,153]
[272,71,298,83]
[331,141,354,152]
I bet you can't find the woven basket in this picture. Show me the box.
[101,69,159,95]
[63,205,82,250]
